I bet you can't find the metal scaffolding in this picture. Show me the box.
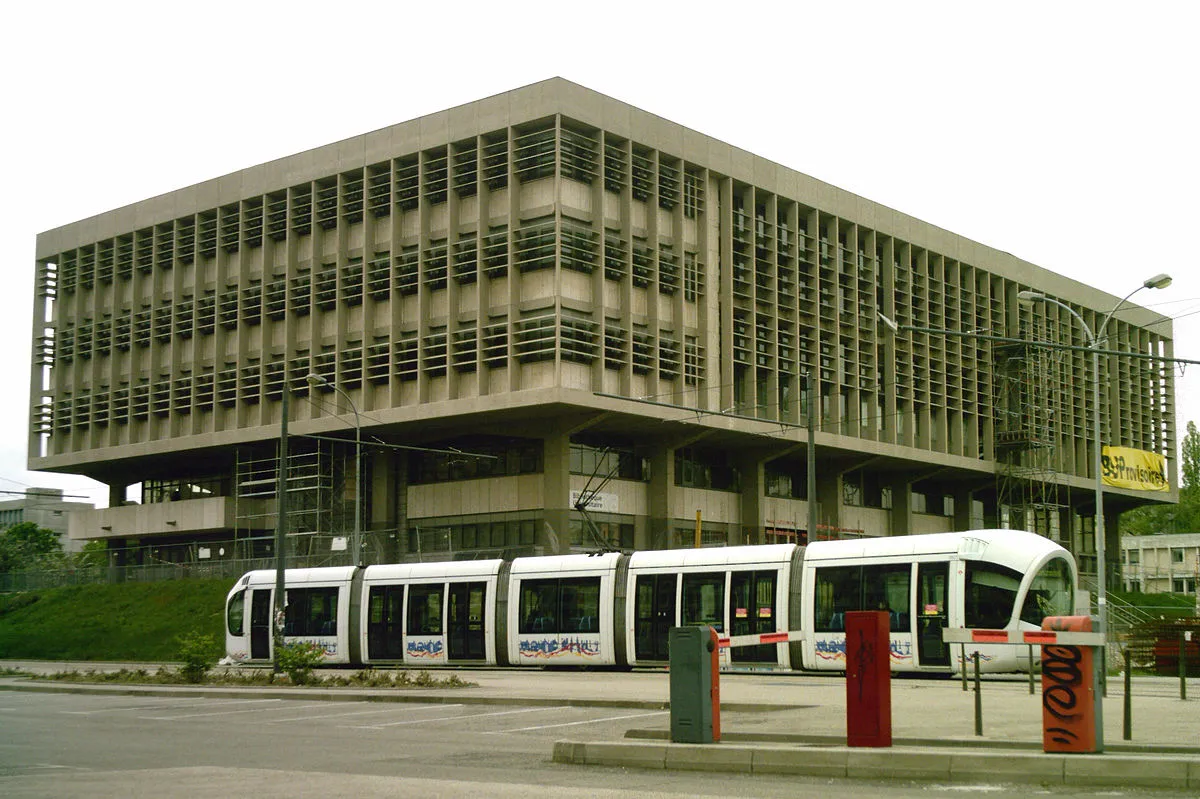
[994,313,1068,542]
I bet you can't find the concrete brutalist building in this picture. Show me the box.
[27,78,1176,586]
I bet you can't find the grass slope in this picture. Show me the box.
[0,578,235,661]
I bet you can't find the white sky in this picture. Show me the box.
[3,1,1198,510]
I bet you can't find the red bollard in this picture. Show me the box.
[1041,615,1102,753]
[846,610,892,747]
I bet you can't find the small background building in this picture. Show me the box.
[1121,533,1200,595]
[0,487,94,553]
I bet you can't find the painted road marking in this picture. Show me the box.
[493,710,667,733]
[137,699,287,720]
[345,706,545,730]
[267,703,459,723]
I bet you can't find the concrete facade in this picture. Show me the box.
[0,488,94,553]
[1122,532,1200,594]
[28,78,1176,578]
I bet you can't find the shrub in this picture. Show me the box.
[176,630,219,683]
[276,641,326,685]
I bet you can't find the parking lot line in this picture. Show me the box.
[344,705,546,730]
[493,710,667,733]
[268,703,460,723]
[137,699,286,720]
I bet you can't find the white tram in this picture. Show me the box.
[224,529,1077,674]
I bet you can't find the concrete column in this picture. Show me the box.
[374,453,401,564]
[952,486,973,532]
[107,537,127,583]
[108,483,128,507]
[648,447,674,550]
[889,479,913,536]
[815,470,841,537]
[542,430,572,554]
[738,457,765,546]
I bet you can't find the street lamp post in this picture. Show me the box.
[306,373,363,568]
[1018,273,1171,643]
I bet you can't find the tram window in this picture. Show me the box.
[862,564,911,632]
[964,562,1021,628]
[284,587,339,636]
[1020,556,1074,625]
[519,578,601,634]
[520,579,560,634]
[814,566,861,632]
[682,572,725,632]
[407,583,444,635]
[227,589,245,636]
[561,578,600,633]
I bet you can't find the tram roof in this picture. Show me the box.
[804,529,1065,569]
[629,543,797,569]
[364,559,505,581]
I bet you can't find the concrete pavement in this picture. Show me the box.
[3,661,1199,789]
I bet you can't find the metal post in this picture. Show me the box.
[804,371,817,543]
[1028,644,1035,695]
[1123,647,1132,741]
[961,644,968,691]
[973,652,982,736]
[1180,632,1187,701]
[273,386,289,674]
[1018,278,1175,702]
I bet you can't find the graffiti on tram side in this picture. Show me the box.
[813,637,915,664]
[519,636,602,659]
[287,637,337,657]
[407,639,445,659]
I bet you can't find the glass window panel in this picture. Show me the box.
[964,562,1021,628]
[406,583,444,635]
[681,572,725,632]
[519,579,560,634]
[814,566,861,632]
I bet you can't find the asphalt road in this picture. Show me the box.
[0,689,1194,798]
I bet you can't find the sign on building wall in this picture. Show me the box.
[570,490,619,513]
[1102,446,1169,492]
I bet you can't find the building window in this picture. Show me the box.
[1172,548,1185,564]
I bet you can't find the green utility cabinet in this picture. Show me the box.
[669,626,721,743]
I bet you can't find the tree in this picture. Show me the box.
[1182,421,1200,493]
[0,522,64,572]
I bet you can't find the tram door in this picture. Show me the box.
[367,586,405,660]
[448,582,486,660]
[917,563,950,667]
[250,590,272,660]
[730,570,777,663]
[634,574,675,661]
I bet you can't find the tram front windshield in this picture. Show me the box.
[1018,556,1074,625]
[965,557,1075,629]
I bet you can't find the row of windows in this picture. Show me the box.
[569,443,648,481]
[519,577,602,635]
[407,439,542,485]
[405,519,539,555]
[1125,547,1191,565]
[51,120,706,294]
[52,318,701,384]
[54,236,703,347]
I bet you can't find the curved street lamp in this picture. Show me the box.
[306,373,363,568]
[1018,273,1172,642]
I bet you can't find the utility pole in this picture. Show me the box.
[273,386,288,674]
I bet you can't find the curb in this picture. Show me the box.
[552,739,1200,789]
[0,677,803,713]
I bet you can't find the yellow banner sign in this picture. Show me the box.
[1101,446,1169,491]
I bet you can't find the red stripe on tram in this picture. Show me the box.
[971,630,1010,643]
